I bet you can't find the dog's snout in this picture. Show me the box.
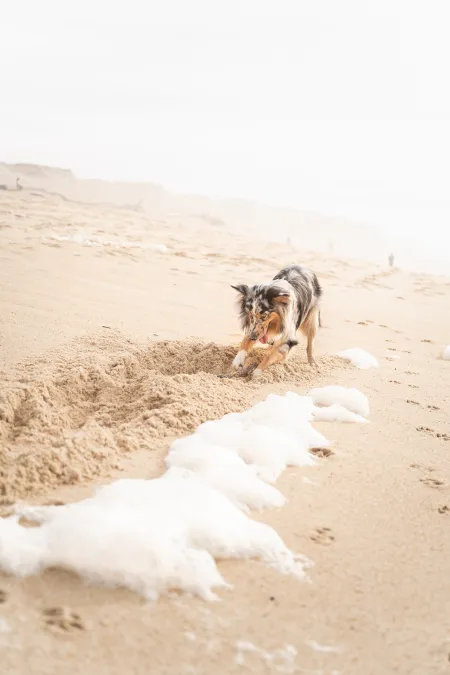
[250,332,257,341]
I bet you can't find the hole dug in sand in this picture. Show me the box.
[0,332,343,500]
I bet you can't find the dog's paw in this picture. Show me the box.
[252,368,263,380]
[232,350,247,370]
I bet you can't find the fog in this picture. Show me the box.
[1,0,450,271]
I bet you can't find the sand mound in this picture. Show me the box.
[0,332,344,499]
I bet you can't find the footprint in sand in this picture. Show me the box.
[389,379,401,384]
[357,321,368,326]
[420,477,445,489]
[408,384,419,389]
[417,426,434,435]
[410,464,445,489]
[310,447,334,458]
[427,405,441,411]
[43,607,87,632]
[310,527,335,546]
[417,427,450,441]
[438,505,449,514]
[410,462,435,472]
[421,339,434,344]
[405,370,419,376]
[406,399,420,406]
[0,589,6,604]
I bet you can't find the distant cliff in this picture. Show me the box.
[0,162,75,181]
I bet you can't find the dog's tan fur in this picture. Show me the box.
[235,305,319,378]
[231,265,322,379]
[301,305,320,367]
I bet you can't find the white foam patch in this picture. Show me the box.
[0,390,366,602]
[194,395,324,482]
[337,348,379,369]
[312,404,367,424]
[309,386,369,418]
[245,393,316,427]
[1,473,303,602]
[167,437,285,511]
[236,425,318,483]
[443,346,450,360]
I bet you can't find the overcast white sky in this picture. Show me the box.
[1,0,450,246]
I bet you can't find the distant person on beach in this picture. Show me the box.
[16,177,22,190]
[388,253,395,268]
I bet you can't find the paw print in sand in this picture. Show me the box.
[310,527,335,546]
[43,607,86,633]
[420,477,445,489]
[310,447,334,458]
[417,427,450,441]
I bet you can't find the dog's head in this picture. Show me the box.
[231,284,290,341]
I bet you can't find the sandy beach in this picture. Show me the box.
[1,170,450,675]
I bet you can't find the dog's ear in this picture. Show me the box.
[231,284,249,295]
[273,294,290,305]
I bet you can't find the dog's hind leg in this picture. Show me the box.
[301,307,319,367]
[232,335,256,370]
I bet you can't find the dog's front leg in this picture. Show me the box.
[252,342,285,379]
[232,335,256,370]
[252,339,297,379]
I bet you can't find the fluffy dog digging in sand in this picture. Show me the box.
[231,264,322,379]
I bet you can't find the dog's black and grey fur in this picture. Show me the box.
[231,264,322,378]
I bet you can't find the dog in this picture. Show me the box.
[231,264,322,379]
